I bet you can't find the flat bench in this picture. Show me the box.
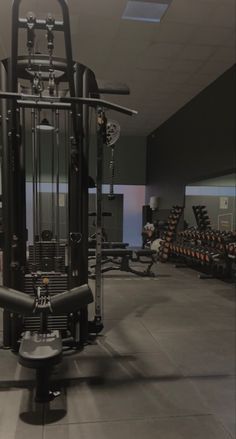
[89,248,133,258]
[134,249,157,258]
[89,240,129,249]
[88,248,157,277]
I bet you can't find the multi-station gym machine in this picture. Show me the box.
[0,0,136,402]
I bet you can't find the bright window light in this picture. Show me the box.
[122,0,171,23]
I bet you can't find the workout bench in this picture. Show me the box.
[89,248,157,277]
[0,285,93,402]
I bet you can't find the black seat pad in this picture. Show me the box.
[89,240,129,249]
[19,330,62,369]
[89,249,133,257]
[102,242,129,249]
[135,249,156,256]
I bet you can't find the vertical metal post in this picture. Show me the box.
[37,108,42,242]
[95,109,105,324]
[79,66,89,284]
[55,109,61,266]
[51,110,55,240]
[57,0,78,141]
[0,62,11,345]
[31,109,37,266]
[108,146,115,200]
[10,1,27,292]
[0,62,11,288]
[68,65,81,291]
[75,63,89,343]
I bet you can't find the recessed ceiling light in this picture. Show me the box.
[122,0,172,23]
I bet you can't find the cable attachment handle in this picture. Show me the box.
[26,12,36,70]
[48,71,56,96]
[33,296,52,315]
[46,14,55,71]
[32,72,44,95]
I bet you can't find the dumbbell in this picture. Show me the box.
[165,235,173,243]
[228,243,236,255]
[169,219,178,225]
[195,248,201,260]
[186,248,192,257]
[200,250,206,263]
[168,227,176,233]
[191,248,195,258]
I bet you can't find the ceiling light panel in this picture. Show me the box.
[122,0,172,23]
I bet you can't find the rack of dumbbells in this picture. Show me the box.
[158,206,184,262]
[192,205,211,230]
[170,228,236,281]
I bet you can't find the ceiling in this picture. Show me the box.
[0,0,235,135]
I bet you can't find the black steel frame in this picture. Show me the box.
[0,0,136,348]
[1,0,95,347]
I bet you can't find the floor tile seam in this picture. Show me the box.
[187,376,231,415]
[137,322,236,378]
[137,319,182,370]
[141,328,236,335]
[136,322,236,333]
[42,412,215,429]
[103,318,124,321]
[97,337,169,378]
[213,413,235,439]
[96,346,176,355]
[102,278,158,282]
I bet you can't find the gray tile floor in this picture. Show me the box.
[0,262,235,439]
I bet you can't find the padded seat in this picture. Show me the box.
[88,240,129,249]
[88,247,157,278]
[19,330,62,369]
[89,248,133,257]
[102,242,129,249]
[103,249,133,257]
[135,249,156,257]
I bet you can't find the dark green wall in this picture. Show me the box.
[89,135,147,185]
[25,131,147,185]
[146,65,236,208]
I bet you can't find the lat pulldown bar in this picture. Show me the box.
[0,91,137,116]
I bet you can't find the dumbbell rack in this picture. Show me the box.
[170,228,236,281]
[192,205,211,230]
[158,206,184,262]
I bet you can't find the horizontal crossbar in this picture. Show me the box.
[0,91,138,116]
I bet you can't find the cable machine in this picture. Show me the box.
[0,0,136,401]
